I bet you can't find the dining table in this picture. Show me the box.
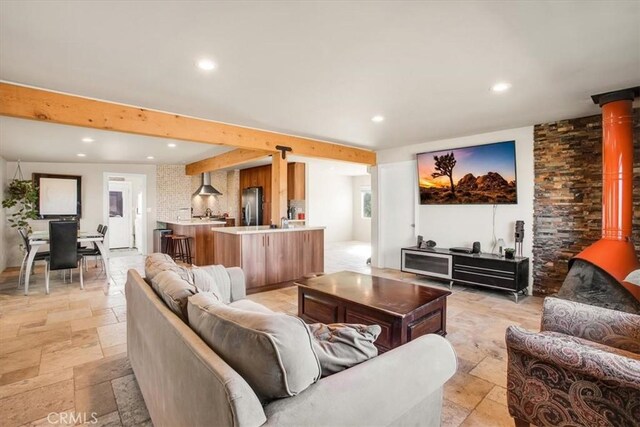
[24,230,111,295]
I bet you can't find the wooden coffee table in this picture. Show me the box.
[295,271,451,353]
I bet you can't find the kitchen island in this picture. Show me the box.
[212,226,325,292]
[164,220,226,266]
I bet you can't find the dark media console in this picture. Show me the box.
[401,246,529,302]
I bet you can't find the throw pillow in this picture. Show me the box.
[191,266,225,302]
[308,323,381,377]
[195,265,233,303]
[187,292,321,402]
[151,270,198,321]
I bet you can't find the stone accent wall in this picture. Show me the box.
[157,166,240,223]
[533,108,640,296]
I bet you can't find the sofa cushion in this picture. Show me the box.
[191,266,224,302]
[145,253,193,284]
[308,323,381,376]
[187,292,321,402]
[193,265,232,303]
[228,299,274,314]
[151,270,198,321]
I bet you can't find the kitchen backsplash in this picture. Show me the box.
[157,165,239,222]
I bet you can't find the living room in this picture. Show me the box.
[1,2,639,427]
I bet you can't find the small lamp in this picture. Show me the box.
[624,270,640,286]
[497,238,506,257]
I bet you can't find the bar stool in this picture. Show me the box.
[168,235,193,265]
[162,234,175,257]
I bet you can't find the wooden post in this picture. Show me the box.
[271,154,288,225]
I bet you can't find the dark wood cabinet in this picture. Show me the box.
[240,162,305,226]
[241,234,267,289]
[287,162,305,200]
[265,232,302,284]
[300,230,324,276]
[166,223,224,266]
[213,229,324,291]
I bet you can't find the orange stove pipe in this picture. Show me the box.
[601,99,634,241]
[573,88,640,301]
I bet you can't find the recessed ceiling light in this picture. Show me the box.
[147,156,155,160]
[81,137,94,143]
[371,115,385,123]
[197,59,216,71]
[77,153,86,157]
[167,143,177,148]
[491,82,512,93]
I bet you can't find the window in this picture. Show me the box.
[361,188,372,219]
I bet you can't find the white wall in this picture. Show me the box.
[352,175,371,242]
[4,161,157,267]
[0,156,6,272]
[307,162,354,243]
[374,126,535,290]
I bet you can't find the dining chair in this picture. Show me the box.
[17,228,49,289]
[45,220,84,294]
[79,225,107,273]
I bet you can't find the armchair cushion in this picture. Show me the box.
[506,325,640,426]
[541,297,640,353]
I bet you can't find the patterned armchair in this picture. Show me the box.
[505,297,640,427]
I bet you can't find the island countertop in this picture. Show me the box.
[211,225,326,235]
[163,219,227,226]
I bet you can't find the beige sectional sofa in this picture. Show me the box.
[125,255,457,427]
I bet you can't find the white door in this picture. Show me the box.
[378,161,418,269]
[108,181,133,249]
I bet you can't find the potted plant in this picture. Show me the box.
[2,178,38,234]
[504,248,515,260]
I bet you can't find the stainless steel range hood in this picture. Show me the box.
[193,173,222,196]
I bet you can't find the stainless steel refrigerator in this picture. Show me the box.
[242,187,263,226]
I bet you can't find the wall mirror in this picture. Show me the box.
[33,173,82,219]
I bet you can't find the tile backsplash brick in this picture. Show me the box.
[157,166,240,222]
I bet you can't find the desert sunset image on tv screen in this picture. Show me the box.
[417,141,517,205]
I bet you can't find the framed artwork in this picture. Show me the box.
[33,173,82,219]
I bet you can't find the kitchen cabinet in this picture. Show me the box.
[239,162,306,226]
[287,162,305,200]
[265,232,302,284]
[166,222,225,266]
[240,234,267,289]
[239,165,271,226]
[300,230,324,275]
[212,228,324,291]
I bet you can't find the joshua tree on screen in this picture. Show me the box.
[431,152,457,195]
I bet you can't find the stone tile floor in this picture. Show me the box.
[0,243,543,426]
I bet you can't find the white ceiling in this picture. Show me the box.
[0,1,639,159]
[0,116,232,164]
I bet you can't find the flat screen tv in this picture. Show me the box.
[417,140,517,205]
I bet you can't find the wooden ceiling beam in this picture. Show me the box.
[0,83,377,165]
[186,148,270,175]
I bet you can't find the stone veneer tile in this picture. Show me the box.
[74,355,132,390]
[533,108,640,295]
[111,374,150,427]
[75,381,118,418]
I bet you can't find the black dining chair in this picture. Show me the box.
[17,228,49,289]
[79,225,107,273]
[45,220,84,294]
